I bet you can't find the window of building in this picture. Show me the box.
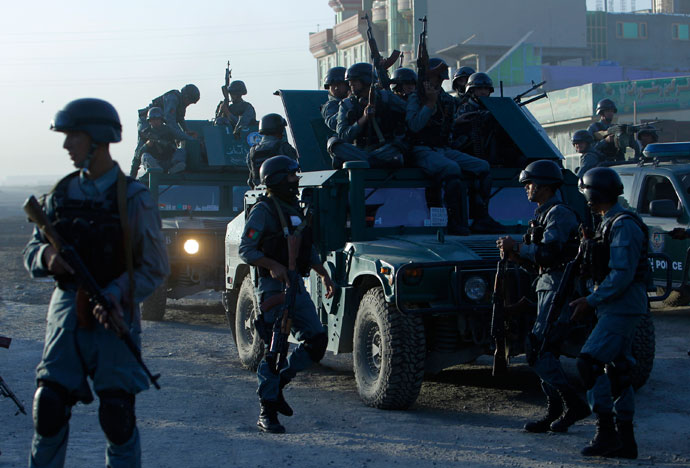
[673,23,690,40]
[616,21,647,39]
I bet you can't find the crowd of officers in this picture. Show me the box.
[23,57,653,467]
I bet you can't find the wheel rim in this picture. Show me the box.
[363,320,382,380]
[238,299,256,349]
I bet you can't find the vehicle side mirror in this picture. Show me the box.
[649,199,682,218]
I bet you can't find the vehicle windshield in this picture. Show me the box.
[677,172,690,198]
[158,185,221,212]
[364,188,445,228]
[489,187,537,227]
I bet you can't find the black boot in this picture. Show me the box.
[550,389,591,433]
[524,396,563,433]
[612,419,638,459]
[581,412,622,457]
[257,400,286,434]
[276,377,293,417]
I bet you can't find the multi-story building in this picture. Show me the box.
[653,0,690,14]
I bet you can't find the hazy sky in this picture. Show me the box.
[2,0,652,182]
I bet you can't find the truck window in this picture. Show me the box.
[158,185,221,212]
[639,175,679,214]
[364,188,444,228]
[489,187,537,227]
[618,174,635,210]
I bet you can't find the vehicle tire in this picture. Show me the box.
[235,276,264,371]
[223,289,239,347]
[353,287,426,410]
[631,312,655,390]
[141,285,167,321]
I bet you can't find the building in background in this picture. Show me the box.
[653,0,690,14]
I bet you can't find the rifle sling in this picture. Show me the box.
[117,170,135,322]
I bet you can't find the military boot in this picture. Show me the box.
[276,377,293,417]
[581,412,622,457]
[550,389,591,433]
[257,401,286,434]
[524,396,563,433]
[612,419,638,459]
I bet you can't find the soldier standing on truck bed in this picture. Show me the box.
[406,59,503,235]
[130,107,187,177]
[24,98,169,467]
[239,156,335,434]
[215,80,257,138]
[570,167,649,459]
[321,66,350,132]
[588,99,617,142]
[247,113,298,188]
[497,160,591,435]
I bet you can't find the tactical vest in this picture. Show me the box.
[141,125,176,160]
[586,210,649,285]
[255,196,313,277]
[47,171,128,289]
[345,91,401,149]
[151,90,186,126]
[229,101,249,117]
[248,140,289,187]
[523,202,580,271]
[410,91,455,148]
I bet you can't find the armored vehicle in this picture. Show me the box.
[139,121,257,320]
[224,91,658,409]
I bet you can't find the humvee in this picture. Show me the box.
[223,91,658,409]
[139,121,257,320]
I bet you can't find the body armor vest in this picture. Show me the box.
[151,90,186,128]
[523,202,580,271]
[248,140,289,187]
[410,91,454,148]
[345,91,402,149]
[228,101,250,117]
[48,172,127,289]
[255,196,313,277]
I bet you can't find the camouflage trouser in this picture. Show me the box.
[410,145,489,182]
[141,148,186,173]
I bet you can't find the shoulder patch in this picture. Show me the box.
[246,228,260,240]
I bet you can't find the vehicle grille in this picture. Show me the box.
[457,239,501,261]
[202,219,232,230]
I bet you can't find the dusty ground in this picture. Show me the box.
[1,186,689,468]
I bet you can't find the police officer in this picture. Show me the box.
[247,113,298,188]
[572,130,601,178]
[497,160,590,434]
[239,156,335,433]
[406,59,502,235]
[451,66,475,98]
[24,98,169,467]
[321,66,350,131]
[593,126,627,163]
[457,72,494,115]
[130,107,187,177]
[570,167,649,459]
[136,84,199,158]
[588,99,617,141]
[329,62,407,169]
[215,80,257,138]
[390,67,418,100]
[637,125,659,152]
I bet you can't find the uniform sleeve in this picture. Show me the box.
[385,90,408,114]
[587,122,598,136]
[239,204,270,265]
[237,102,256,129]
[577,152,600,178]
[586,219,644,308]
[321,99,340,132]
[336,99,362,142]
[22,227,52,278]
[102,188,170,305]
[406,92,433,133]
[163,94,191,141]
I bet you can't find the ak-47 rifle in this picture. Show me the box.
[490,259,508,376]
[416,16,429,100]
[1,335,27,415]
[362,13,400,91]
[220,60,232,119]
[23,196,161,389]
[514,80,547,107]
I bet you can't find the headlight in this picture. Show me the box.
[402,267,424,286]
[183,239,200,255]
[464,275,487,302]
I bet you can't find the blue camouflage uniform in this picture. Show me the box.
[238,196,326,402]
[581,203,648,421]
[587,120,611,138]
[320,94,342,132]
[136,91,193,156]
[215,100,257,131]
[518,195,580,397]
[577,149,603,179]
[23,163,169,468]
[246,135,298,188]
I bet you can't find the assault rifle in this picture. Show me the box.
[362,13,400,91]
[220,60,232,119]
[1,335,27,415]
[490,259,508,376]
[514,80,547,107]
[23,196,161,389]
[416,16,429,99]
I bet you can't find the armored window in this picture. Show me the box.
[672,24,689,40]
[639,175,679,214]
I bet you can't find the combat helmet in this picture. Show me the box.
[637,125,659,142]
[391,67,418,84]
[147,107,164,121]
[519,160,564,187]
[50,98,122,143]
[452,66,476,92]
[571,130,594,145]
[260,155,299,187]
[259,113,288,135]
[466,72,494,93]
[428,58,449,80]
[181,84,200,103]
[579,167,624,204]
[596,98,617,115]
[228,80,247,96]
[324,66,347,89]
[345,63,376,86]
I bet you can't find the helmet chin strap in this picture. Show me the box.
[77,143,98,171]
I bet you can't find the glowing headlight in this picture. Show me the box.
[464,276,487,302]
[183,239,200,255]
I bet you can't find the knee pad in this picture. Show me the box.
[33,381,72,437]
[605,360,632,398]
[304,332,328,363]
[576,353,604,390]
[98,390,136,446]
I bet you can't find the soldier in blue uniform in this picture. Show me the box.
[246,113,298,188]
[497,160,590,434]
[215,80,257,138]
[321,66,349,132]
[390,67,418,100]
[572,130,601,178]
[129,107,187,177]
[451,66,475,100]
[456,72,494,115]
[570,167,649,459]
[587,99,617,141]
[239,156,335,433]
[636,125,658,152]
[24,98,169,468]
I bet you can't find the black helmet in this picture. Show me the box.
[571,129,594,144]
[345,63,375,86]
[181,84,200,103]
[596,98,617,115]
[452,66,476,91]
[50,98,122,143]
[579,167,624,204]
[324,66,347,89]
[259,113,287,135]
[260,155,299,187]
[637,125,659,142]
[466,72,494,93]
[147,107,164,121]
[228,80,247,95]
[519,160,563,186]
[391,68,418,90]
[428,58,449,80]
